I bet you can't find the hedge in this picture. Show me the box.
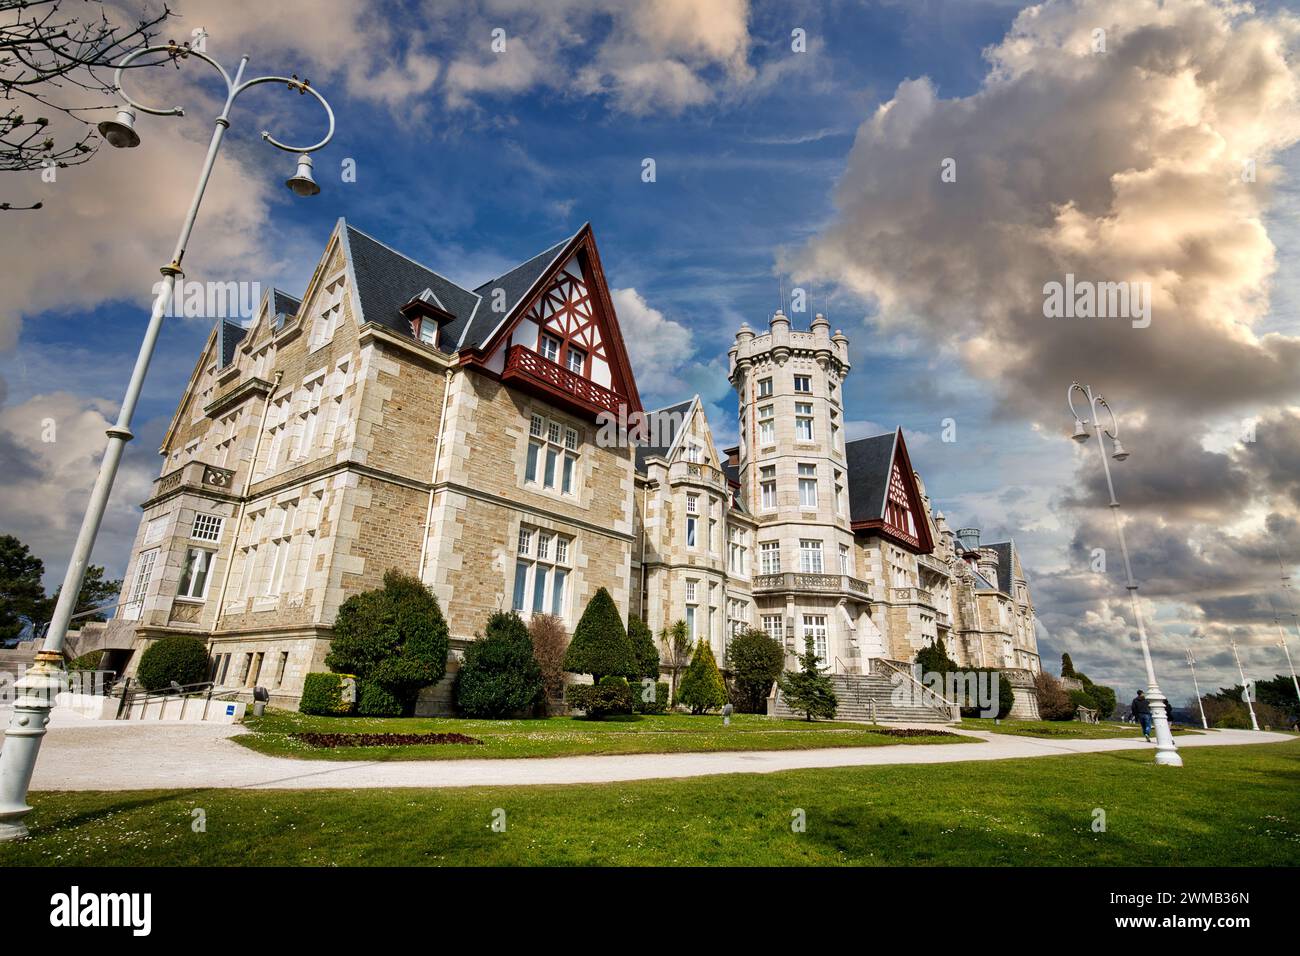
[135,634,210,691]
[299,672,357,716]
[567,675,634,718]
[630,679,670,715]
[358,680,404,717]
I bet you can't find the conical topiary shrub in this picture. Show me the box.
[676,639,726,714]
[563,587,636,684]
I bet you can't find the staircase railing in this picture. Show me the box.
[871,658,960,721]
[114,679,239,720]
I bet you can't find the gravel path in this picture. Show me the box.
[4,707,1291,791]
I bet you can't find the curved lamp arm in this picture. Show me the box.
[1067,381,1091,424]
[1094,395,1120,441]
[235,75,335,153]
[113,43,233,117]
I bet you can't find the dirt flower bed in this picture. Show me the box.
[290,732,485,748]
[867,727,962,738]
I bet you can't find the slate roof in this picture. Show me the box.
[844,432,897,523]
[986,541,1016,595]
[463,234,575,350]
[218,320,246,368]
[273,289,300,320]
[633,399,695,473]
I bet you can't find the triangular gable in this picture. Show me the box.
[468,224,643,419]
[851,428,935,553]
[158,325,220,455]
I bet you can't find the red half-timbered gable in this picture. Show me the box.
[852,428,935,553]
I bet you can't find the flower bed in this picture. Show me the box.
[290,732,484,748]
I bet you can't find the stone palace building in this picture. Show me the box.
[94,220,1042,716]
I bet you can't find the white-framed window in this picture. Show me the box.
[685,604,696,640]
[799,538,824,573]
[191,513,224,543]
[762,614,784,643]
[512,525,571,616]
[417,320,438,346]
[760,541,781,574]
[685,580,697,602]
[177,547,214,601]
[760,465,777,510]
[795,403,814,441]
[309,276,345,350]
[794,374,812,393]
[726,598,749,641]
[798,463,818,508]
[123,548,158,620]
[839,544,852,576]
[540,332,562,363]
[685,494,698,549]
[728,526,748,575]
[758,404,775,445]
[802,614,829,662]
[566,345,585,373]
[525,414,581,495]
[834,469,846,517]
[684,442,703,464]
[757,377,773,398]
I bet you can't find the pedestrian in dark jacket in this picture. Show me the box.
[1131,690,1152,741]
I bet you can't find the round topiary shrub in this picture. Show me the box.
[300,672,357,716]
[135,635,210,691]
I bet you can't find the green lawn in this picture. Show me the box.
[234,708,972,761]
[959,717,1203,739]
[4,742,1297,866]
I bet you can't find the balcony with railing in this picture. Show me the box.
[753,572,871,600]
[890,586,937,609]
[150,460,237,503]
[501,344,628,421]
[667,460,728,490]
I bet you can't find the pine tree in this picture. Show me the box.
[627,613,661,679]
[778,636,838,721]
[1061,653,1076,678]
[563,587,636,683]
[676,639,727,714]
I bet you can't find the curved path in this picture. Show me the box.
[7,710,1292,792]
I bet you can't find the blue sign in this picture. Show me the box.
[226,704,236,715]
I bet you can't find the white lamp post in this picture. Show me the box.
[1229,639,1260,731]
[1067,382,1181,766]
[1185,649,1209,730]
[0,42,334,842]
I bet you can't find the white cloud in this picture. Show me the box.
[611,286,697,398]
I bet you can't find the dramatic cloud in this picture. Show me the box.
[793,0,1300,700]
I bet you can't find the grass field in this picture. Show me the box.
[958,717,1203,739]
[234,708,973,760]
[4,742,1297,866]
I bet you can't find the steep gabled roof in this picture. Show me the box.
[272,289,300,320]
[342,224,482,348]
[845,428,935,553]
[461,233,576,350]
[845,433,896,523]
[634,398,695,473]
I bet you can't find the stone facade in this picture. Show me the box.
[111,220,1040,714]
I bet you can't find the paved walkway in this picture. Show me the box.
[5,708,1292,791]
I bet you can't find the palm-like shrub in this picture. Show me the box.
[457,611,543,717]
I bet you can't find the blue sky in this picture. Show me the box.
[5,0,1300,706]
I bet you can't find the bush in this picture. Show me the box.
[567,675,634,718]
[1035,672,1074,721]
[676,640,727,714]
[357,680,404,717]
[135,634,210,691]
[630,679,670,714]
[456,611,544,717]
[325,569,449,715]
[1068,688,1095,714]
[68,648,104,671]
[777,637,838,721]
[528,613,569,702]
[627,614,661,680]
[1083,681,1117,719]
[726,627,785,713]
[563,587,636,683]
[299,672,357,715]
[915,636,957,679]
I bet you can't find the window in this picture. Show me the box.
[728,527,748,575]
[685,580,697,602]
[525,414,581,495]
[799,539,824,573]
[214,411,240,468]
[839,544,852,576]
[123,549,158,620]
[239,653,253,684]
[686,494,698,549]
[512,526,571,617]
[684,443,702,464]
[540,333,561,363]
[834,469,846,517]
[760,541,781,574]
[758,404,775,445]
[264,502,296,598]
[566,346,586,373]
[758,377,773,398]
[685,604,696,640]
[275,651,289,687]
[760,465,777,510]
[191,513,223,543]
[802,614,829,662]
[794,374,812,393]
[177,548,214,600]
[248,651,264,687]
[727,598,749,641]
[795,402,814,441]
[762,614,784,643]
[309,276,345,350]
[417,320,438,346]
[798,463,818,508]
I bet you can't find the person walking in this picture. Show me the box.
[1131,689,1152,741]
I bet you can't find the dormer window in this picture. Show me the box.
[417,320,438,347]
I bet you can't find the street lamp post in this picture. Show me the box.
[0,42,334,842]
[1229,640,1261,731]
[1067,382,1181,766]
[1272,550,1300,707]
[1185,649,1209,730]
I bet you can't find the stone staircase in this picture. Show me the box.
[0,639,39,679]
[770,668,959,724]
